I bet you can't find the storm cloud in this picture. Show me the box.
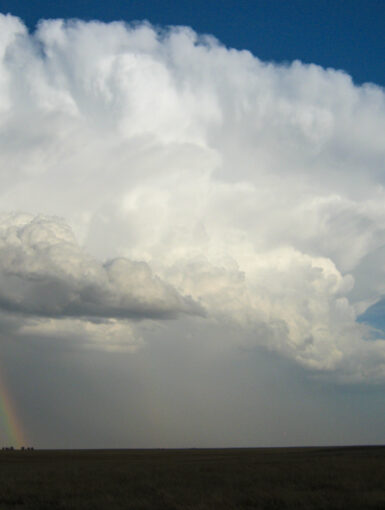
[0,213,201,320]
[0,213,202,351]
[0,15,385,381]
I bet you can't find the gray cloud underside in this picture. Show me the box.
[0,214,202,321]
[0,15,385,380]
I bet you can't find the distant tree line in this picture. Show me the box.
[1,446,34,451]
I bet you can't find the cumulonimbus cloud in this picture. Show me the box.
[0,213,203,353]
[0,14,385,380]
[0,213,202,320]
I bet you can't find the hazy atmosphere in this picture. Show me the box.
[0,1,384,448]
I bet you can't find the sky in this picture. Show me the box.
[0,1,384,448]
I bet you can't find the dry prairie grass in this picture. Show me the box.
[0,446,384,509]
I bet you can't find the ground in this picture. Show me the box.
[0,446,384,509]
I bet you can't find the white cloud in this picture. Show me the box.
[0,213,202,351]
[0,14,385,380]
[0,213,200,320]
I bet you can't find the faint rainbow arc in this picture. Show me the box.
[0,367,27,448]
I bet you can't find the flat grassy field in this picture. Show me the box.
[0,446,384,509]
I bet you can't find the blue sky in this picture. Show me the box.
[1,0,385,86]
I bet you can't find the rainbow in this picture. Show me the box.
[0,367,27,449]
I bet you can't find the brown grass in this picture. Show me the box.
[0,446,384,509]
